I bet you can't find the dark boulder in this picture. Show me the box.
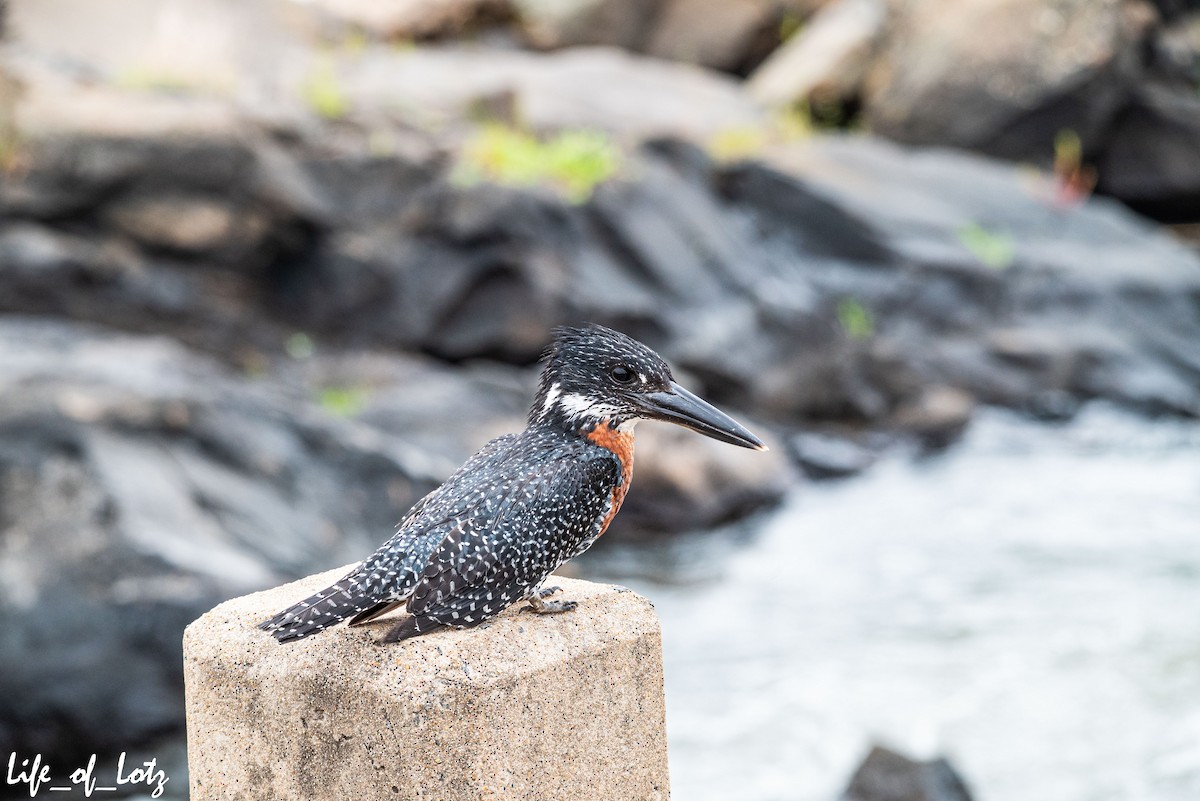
[0,136,322,358]
[787,430,880,479]
[286,181,575,362]
[0,318,439,761]
[727,137,1200,425]
[841,745,974,801]
[1097,83,1200,221]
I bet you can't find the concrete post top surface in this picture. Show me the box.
[184,568,670,800]
[185,566,660,689]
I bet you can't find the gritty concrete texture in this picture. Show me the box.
[184,567,670,800]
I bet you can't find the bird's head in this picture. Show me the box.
[530,324,766,450]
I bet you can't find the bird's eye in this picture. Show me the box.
[610,366,635,384]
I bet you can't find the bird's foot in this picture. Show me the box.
[522,586,577,615]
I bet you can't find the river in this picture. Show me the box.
[580,405,1200,801]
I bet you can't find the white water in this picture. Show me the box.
[582,406,1200,801]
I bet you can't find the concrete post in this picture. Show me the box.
[183,567,670,800]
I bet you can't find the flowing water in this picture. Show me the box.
[580,405,1200,801]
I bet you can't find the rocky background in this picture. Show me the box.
[1,0,1199,797]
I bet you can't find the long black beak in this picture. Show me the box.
[638,381,768,451]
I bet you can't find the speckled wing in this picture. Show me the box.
[351,434,527,587]
[260,434,521,641]
[385,446,622,640]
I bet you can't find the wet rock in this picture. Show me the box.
[861,0,1157,161]
[0,318,439,761]
[841,745,974,801]
[787,430,878,479]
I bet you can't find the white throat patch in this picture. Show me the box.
[547,391,639,432]
[558,392,622,422]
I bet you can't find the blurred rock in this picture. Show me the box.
[106,194,267,256]
[841,745,974,801]
[722,136,1200,422]
[516,0,832,72]
[287,180,573,361]
[306,0,512,41]
[1149,0,1200,22]
[615,422,795,537]
[306,351,531,461]
[4,0,764,144]
[1096,83,1200,221]
[862,0,1157,160]
[0,318,440,761]
[7,126,1200,435]
[646,0,780,72]
[748,0,888,108]
[892,386,976,449]
[1150,8,1200,82]
[0,134,318,356]
[513,47,765,138]
[787,430,878,479]
[514,0,662,51]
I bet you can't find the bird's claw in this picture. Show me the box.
[523,587,578,615]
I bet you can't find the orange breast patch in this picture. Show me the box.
[586,421,634,536]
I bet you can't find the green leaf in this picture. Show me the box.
[957,223,1015,270]
[456,124,620,203]
[837,298,875,340]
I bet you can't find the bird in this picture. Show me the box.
[259,323,766,644]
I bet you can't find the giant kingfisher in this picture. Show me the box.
[260,323,766,644]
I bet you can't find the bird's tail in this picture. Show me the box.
[258,571,375,643]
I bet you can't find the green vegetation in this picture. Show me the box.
[303,56,349,120]
[708,106,811,162]
[1054,129,1084,172]
[113,68,228,95]
[779,11,805,42]
[837,298,875,341]
[455,124,620,203]
[957,223,1015,270]
[707,102,856,163]
[1050,127,1096,204]
[708,126,770,162]
[318,386,371,418]
[341,29,370,55]
[285,332,316,360]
